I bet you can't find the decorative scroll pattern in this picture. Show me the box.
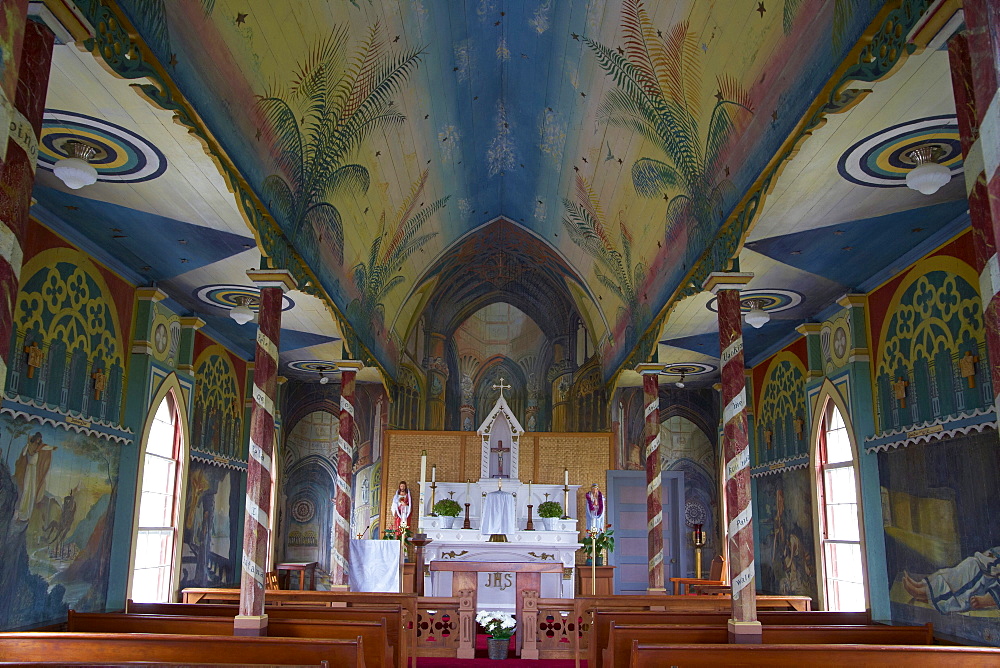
[332,369,357,585]
[239,286,282,618]
[642,372,663,590]
[716,288,756,622]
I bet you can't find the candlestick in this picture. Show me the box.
[463,502,471,530]
[429,481,438,516]
[564,468,569,486]
[591,530,597,594]
[526,504,535,531]
[561,484,570,520]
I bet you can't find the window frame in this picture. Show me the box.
[810,387,869,612]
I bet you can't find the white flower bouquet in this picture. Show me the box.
[475,609,516,639]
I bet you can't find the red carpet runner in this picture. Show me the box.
[415,635,583,667]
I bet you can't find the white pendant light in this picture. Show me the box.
[905,145,951,195]
[229,295,254,325]
[744,299,770,329]
[53,141,99,190]
[318,365,334,384]
[675,373,686,389]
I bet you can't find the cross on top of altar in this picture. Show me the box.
[478,383,524,480]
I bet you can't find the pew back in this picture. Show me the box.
[68,611,389,668]
[0,632,364,666]
[629,642,1000,667]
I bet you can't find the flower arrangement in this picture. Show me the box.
[433,498,462,517]
[382,525,413,542]
[475,610,516,639]
[536,500,563,518]
[583,524,615,560]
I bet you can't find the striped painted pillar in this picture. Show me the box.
[0,20,54,391]
[236,269,296,636]
[332,361,363,586]
[636,366,664,592]
[703,271,760,643]
[949,15,1000,412]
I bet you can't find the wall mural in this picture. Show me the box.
[755,468,818,601]
[179,458,240,589]
[874,261,989,434]
[754,350,808,464]
[879,431,1000,645]
[191,344,244,460]
[0,416,123,629]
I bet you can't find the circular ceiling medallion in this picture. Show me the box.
[194,284,294,312]
[837,115,962,188]
[38,110,168,183]
[705,289,802,314]
[287,360,340,373]
[661,362,715,376]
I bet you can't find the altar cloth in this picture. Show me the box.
[480,489,517,535]
[349,539,400,592]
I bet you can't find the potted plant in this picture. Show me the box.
[537,501,563,531]
[381,525,413,560]
[433,498,462,528]
[582,525,615,565]
[475,610,516,660]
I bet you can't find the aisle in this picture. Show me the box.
[415,635,583,667]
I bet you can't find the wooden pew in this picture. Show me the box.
[126,601,406,668]
[0,632,364,666]
[587,609,871,668]
[629,642,1000,667]
[605,623,934,667]
[67,611,390,668]
[180,589,417,667]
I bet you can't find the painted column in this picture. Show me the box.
[949,20,1000,412]
[549,335,574,431]
[0,18,54,391]
[702,271,760,643]
[236,269,296,636]
[424,332,448,430]
[332,360,363,586]
[635,366,664,592]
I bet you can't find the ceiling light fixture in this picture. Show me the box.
[318,365,333,385]
[905,145,951,195]
[675,373,686,389]
[53,140,99,190]
[744,299,770,329]
[229,295,254,325]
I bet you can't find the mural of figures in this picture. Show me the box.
[0,416,123,628]
[756,468,818,601]
[880,431,1000,645]
[179,459,239,589]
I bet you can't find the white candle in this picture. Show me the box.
[432,465,436,483]
[528,480,532,503]
[420,451,427,509]
[564,468,569,486]
[466,479,471,500]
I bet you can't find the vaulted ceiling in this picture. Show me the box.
[31,0,967,387]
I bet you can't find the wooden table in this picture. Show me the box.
[276,561,318,590]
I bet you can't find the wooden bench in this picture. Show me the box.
[605,623,934,667]
[0,632,364,666]
[588,609,872,668]
[180,588,417,667]
[628,642,1000,667]
[126,601,407,668]
[68,611,390,668]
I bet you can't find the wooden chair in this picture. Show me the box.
[669,555,726,595]
[265,571,280,591]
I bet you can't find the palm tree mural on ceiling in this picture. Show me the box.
[563,174,647,344]
[257,23,423,266]
[585,1,752,246]
[349,169,448,329]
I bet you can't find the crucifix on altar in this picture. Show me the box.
[482,377,519,479]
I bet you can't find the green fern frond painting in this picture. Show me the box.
[562,174,646,327]
[350,169,447,322]
[585,0,752,241]
[257,23,423,264]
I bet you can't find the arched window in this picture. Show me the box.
[131,392,183,602]
[816,402,866,610]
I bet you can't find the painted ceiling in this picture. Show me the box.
[30,0,967,388]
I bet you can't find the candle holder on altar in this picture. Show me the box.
[463,503,471,530]
[428,481,438,516]
[561,485,570,519]
[692,524,707,579]
[526,505,535,531]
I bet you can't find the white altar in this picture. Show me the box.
[416,382,583,613]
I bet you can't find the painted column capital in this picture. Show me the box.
[702,272,754,295]
[247,268,298,293]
